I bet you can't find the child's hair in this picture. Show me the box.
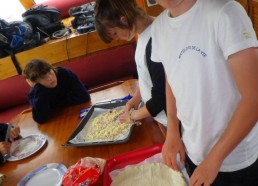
[23,59,57,82]
[94,0,146,43]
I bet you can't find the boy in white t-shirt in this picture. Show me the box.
[151,0,258,185]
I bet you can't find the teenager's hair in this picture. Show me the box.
[94,0,146,43]
[23,59,57,82]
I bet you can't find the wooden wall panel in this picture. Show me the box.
[66,33,88,60]
[236,0,249,12]
[16,40,68,69]
[0,58,18,79]
[0,39,68,80]
[146,5,165,17]
[87,32,134,54]
[137,0,164,17]
[249,0,258,38]
[19,0,35,10]
[0,31,135,80]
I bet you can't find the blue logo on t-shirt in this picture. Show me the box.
[179,46,207,59]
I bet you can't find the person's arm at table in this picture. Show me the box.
[119,87,150,123]
[162,78,185,170]
[29,86,52,124]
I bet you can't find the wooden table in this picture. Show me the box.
[0,79,165,186]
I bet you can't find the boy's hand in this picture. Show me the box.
[9,126,20,142]
[0,142,11,155]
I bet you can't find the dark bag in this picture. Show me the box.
[22,5,64,38]
[0,19,42,74]
[69,2,96,34]
[0,19,41,53]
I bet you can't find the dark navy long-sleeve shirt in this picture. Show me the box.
[0,123,9,164]
[28,67,90,124]
[145,38,166,117]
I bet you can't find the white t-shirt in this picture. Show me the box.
[135,25,167,126]
[151,0,258,171]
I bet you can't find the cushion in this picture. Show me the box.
[62,45,137,88]
[0,76,30,110]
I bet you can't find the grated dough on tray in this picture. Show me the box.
[82,108,133,141]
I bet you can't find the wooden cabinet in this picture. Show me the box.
[0,30,134,80]
[236,0,249,12]
[0,0,156,80]
[19,0,35,10]
[249,0,258,38]
[136,0,164,17]
[235,0,258,38]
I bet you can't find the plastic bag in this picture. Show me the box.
[62,157,105,186]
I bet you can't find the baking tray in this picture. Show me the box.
[64,100,134,146]
[103,144,163,186]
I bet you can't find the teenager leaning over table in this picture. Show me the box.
[23,59,91,124]
[0,123,20,164]
[151,0,258,185]
[94,0,167,127]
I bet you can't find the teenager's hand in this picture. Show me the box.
[119,112,131,123]
[190,156,221,186]
[0,142,11,155]
[162,135,185,171]
[124,98,139,112]
[9,126,20,142]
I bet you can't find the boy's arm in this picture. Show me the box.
[0,153,5,164]
[162,78,185,170]
[145,38,166,117]
[0,142,10,164]
[190,48,258,186]
[0,124,9,142]
[9,126,20,142]
[29,87,52,124]
[64,70,91,105]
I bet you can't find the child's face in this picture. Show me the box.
[106,26,135,42]
[38,69,57,88]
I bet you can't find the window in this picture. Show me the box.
[0,0,25,22]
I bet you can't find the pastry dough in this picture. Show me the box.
[111,163,187,186]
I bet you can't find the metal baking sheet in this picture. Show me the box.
[64,100,134,146]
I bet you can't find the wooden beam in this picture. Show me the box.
[249,0,258,38]
[19,0,35,10]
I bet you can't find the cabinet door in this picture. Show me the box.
[136,0,164,16]
[249,0,258,38]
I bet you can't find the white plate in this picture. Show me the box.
[18,163,67,186]
[7,134,47,161]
